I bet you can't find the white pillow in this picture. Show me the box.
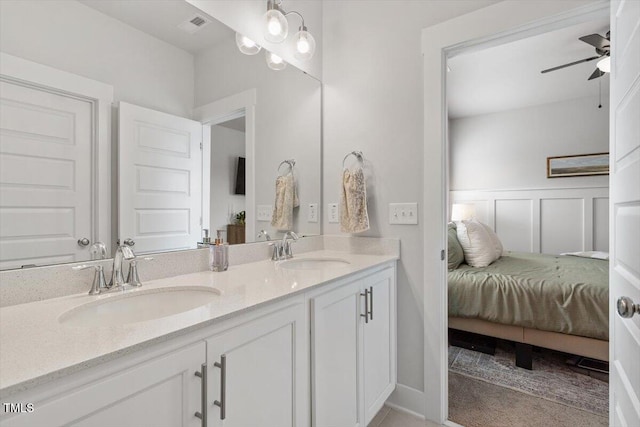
[480,222,503,259]
[455,220,497,267]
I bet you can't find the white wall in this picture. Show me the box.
[0,0,194,117]
[186,0,322,80]
[450,96,610,190]
[322,0,498,398]
[195,36,322,239]
[210,125,246,233]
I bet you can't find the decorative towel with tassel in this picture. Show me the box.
[340,167,369,233]
[271,174,299,231]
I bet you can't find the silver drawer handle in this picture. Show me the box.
[194,363,207,426]
[369,286,373,321]
[213,354,226,420]
[617,296,639,319]
[360,290,369,324]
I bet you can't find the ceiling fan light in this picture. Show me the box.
[235,33,262,55]
[597,56,611,73]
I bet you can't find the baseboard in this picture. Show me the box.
[385,383,425,420]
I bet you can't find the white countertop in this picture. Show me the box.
[0,250,397,396]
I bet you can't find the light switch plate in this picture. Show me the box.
[257,205,272,222]
[389,203,418,225]
[308,203,318,223]
[328,203,339,223]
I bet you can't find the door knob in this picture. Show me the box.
[77,238,90,247]
[123,238,135,247]
[616,296,639,319]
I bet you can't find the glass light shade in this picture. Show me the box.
[597,56,611,73]
[451,203,476,221]
[266,51,287,71]
[264,9,288,43]
[235,33,261,55]
[293,29,316,60]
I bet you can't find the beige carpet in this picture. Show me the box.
[449,372,608,427]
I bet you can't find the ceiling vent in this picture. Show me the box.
[177,14,211,34]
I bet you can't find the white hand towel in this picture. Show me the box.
[271,174,297,231]
[340,167,369,233]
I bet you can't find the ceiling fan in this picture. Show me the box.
[541,31,610,80]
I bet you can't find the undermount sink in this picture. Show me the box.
[279,257,351,270]
[59,286,220,327]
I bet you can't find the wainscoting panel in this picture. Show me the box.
[450,187,609,254]
[494,199,533,252]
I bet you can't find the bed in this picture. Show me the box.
[448,251,609,369]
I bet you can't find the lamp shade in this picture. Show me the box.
[293,27,315,60]
[266,51,287,71]
[235,33,261,55]
[264,8,288,43]
[451,203,476,221]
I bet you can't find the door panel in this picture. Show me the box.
[118,102,202,254]
[0,80,92,269]
[364,269,396,425]
[610,0,640,425]
[207,304,307,427]
[311,281,364,427]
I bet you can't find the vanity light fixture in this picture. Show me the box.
[263,0,316,61]
[266,51,287,71]
[235,33,262,55]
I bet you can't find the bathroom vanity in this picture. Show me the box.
[0,248,397,427]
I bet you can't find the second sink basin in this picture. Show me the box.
[279,257,351,270]
[59,286,220,327]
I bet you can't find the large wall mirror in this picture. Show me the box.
[0,0,321,270]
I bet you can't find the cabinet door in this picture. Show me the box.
[311,280,365,427]
[3,342,206,427]
[363,268,396,425]
[206,303,307,427]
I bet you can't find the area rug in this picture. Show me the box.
[448,342,608,417]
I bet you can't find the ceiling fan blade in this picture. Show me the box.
[588,68,605,80]
[579,34,610,50]
[541,55,601,74]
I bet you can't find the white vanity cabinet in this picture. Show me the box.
[1,342,206,427]
[310,267,396,427]
[204,301,308,427]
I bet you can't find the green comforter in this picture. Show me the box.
[448,252,609,340]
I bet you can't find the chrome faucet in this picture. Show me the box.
[109,244,136,289]
[257,230,271,241]
[282,231,299,259]
[72,264,108,295]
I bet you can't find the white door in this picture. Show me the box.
[363,269,396,426]
[206,303,308,427]
[311,280,365,427]
[119,102,202,254]
[609,1,640,426]
[0,79,93,269]
[2,342,205,427]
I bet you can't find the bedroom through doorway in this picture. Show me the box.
[445,9,611,427]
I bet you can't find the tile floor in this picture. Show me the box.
[368,406,443,427]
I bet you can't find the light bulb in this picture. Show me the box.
[235,33,261,55]
[268,17,282,36]
[597,56,610,73]
[266,51,287,71]
[263,8,288,43]
[293,27,316,60]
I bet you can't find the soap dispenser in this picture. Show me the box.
[209,230,229,272]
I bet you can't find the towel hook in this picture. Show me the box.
[342,151,364,168]
[277,159,296,175]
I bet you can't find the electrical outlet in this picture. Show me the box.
[308,203,318,223]
[257,205,272,222]
[389,203,418,225]
[328,203,339,223]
